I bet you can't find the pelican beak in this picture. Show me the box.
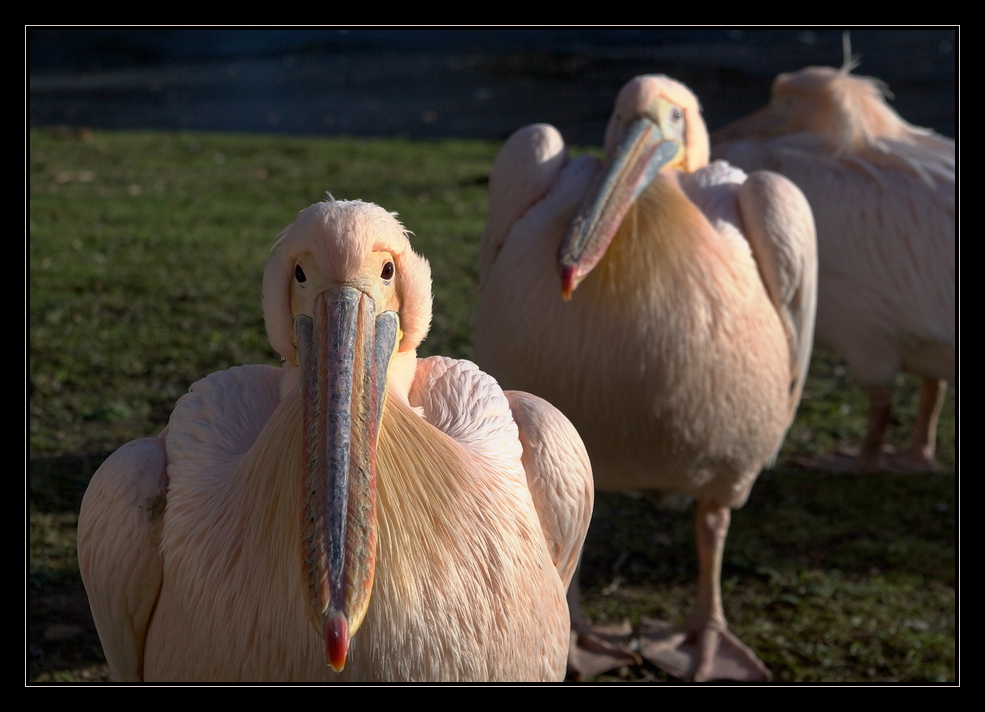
[295,285,399,672]
[558,117,681,299]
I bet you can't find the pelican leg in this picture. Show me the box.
[797,379,948,474]
[856,385,894,473]
[638,499,770,682]
[796,384,895,473]
[566,557,640,679]
[884,377,946,473]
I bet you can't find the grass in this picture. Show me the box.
[28,128,955,684]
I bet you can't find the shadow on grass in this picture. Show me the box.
[576,464,956,682]
[29,453,111,683]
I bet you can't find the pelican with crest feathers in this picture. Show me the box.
[476,75,817,681]
[78,198,593,682]
[712,60,954,474]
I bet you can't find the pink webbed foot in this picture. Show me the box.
[566,620,641,679]
[882,445,940,473]
[798,380,945,474]
[637,618,771,682]
[794,448,866,473]
[795,444,939,474]
[566,561,641,678]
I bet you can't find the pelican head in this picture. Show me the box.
[261,199,432,671]
[711,65,910,153]
[558,75,708,298]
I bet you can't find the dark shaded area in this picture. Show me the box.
[29,455,113,682]
[29,454,106,514]
[29,29,956,144]
[577,468,956,682]
[581,469,956,591]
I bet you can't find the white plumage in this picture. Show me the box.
[476,75,817,681]
[79,198,593,682]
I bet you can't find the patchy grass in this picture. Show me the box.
[578,465,955,683]
[30,129,494,460]
[29,129,955,683]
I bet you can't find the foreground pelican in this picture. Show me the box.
[476,75,817,681]
[78,198,593,682]
[712,63,954,473]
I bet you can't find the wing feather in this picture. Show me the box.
[736,170,818,415]
[505,390,593,589]
[78,437,169,681]
[408,357,593,587]
[480,124,568,288]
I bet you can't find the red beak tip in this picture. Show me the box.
[560,266,577,301]
[326,614,349,672]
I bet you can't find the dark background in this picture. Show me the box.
[29,28,956,143]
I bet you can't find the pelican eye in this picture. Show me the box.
[672,108,683,121]
[381,261,394,280]
[295,264,307,283]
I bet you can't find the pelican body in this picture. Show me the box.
[476,75,817,681]
[78,199,593,682]
[712,64,954,473]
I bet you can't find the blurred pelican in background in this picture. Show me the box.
[713,54,954,473]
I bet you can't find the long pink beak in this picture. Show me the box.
[295,285,398,672]
[558,117,681,299]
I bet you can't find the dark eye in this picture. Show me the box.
[672,108,683,121]
[295,264,306,283]
[381,261,394,280]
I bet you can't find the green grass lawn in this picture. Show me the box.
[29,129,955,683]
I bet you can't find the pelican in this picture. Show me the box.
[475,75,817,681]
[78,198,593,682]
[712,62,954,473]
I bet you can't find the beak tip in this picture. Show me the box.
[560,265,577,301]
[326,613,350,672]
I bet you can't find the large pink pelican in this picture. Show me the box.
[712,62,954,473]
[78,199,593,682]
[475,75,817,681]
